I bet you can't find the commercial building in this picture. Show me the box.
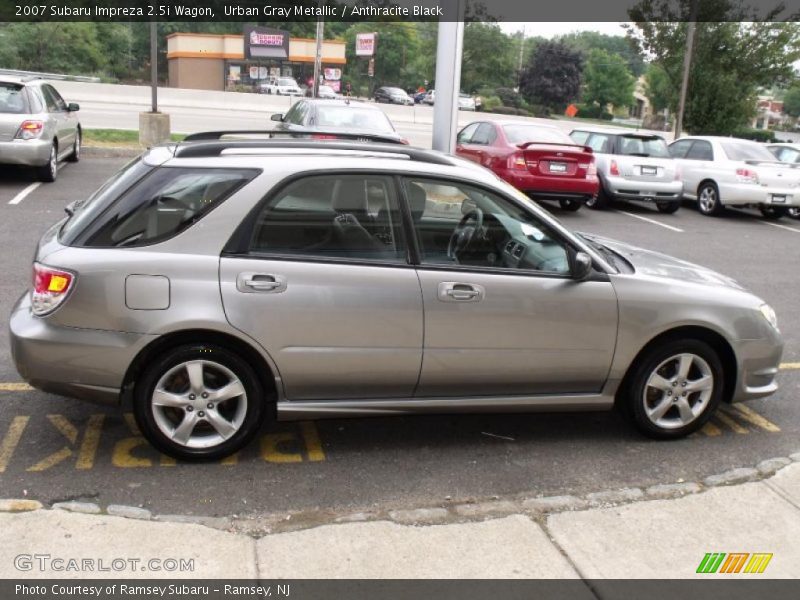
[167,29,346,92]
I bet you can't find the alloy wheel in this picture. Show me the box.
[698,187,717,214]
[642,353,714,430]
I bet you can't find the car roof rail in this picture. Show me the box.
[182,130,404,144]
[173,137,459,166]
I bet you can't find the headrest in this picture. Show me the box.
[332,179,368,214]
[407,183,427,221]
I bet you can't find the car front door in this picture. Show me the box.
[41,85,76,155]
[402,177,618,397]
[455,123,480,162]
[220,173,423,401]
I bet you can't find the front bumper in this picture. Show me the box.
[0,138,51,167]
[9,293,156,406]
[731,330,784,403]
[717,182,800,207]
[605,176,683,201]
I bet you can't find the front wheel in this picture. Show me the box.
[760,205,787,220]
[133,344,267,461]
[624,339,724,439]
[656,200,680,214]
[559,199,582,211]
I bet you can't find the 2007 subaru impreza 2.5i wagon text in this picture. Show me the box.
[9,135,784,460]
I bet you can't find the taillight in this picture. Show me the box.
[31,263,75,316]
[609,160,620,176]
[399,138,410,145]
[583,162,598,180]
[15,120,44,140]
[507,153,527,170]
[736,168,759,184]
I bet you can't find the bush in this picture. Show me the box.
[575,103,613,120]
[731,128,776,143]
[489,106,532,117]
[481,95,503,112]
[495,87,523,109]
[526,104,552,118]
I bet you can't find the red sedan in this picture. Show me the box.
[455,121,599,211]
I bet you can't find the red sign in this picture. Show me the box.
[250,31,285,47]
[356,33,376,57]
[565,104,579,118]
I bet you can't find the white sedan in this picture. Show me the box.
[669,136,800,219]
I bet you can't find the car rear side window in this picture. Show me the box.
[471,123,496,145]
[0,83,27,114]
[721,141,777,162]
[585,133,612,153]
[75,168,258,248]
[685,140,713,161]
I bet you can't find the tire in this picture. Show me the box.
[586,183,611,210]
[133,344,267,461]
[788,207,800,220]
[623,338,724,440]
[656,200,680,214]
[35,143,58,183]
[697,182,723,216]
[559,198,582,211]
[760,205,787,220]
[66,129,81,163]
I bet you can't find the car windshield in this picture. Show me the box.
[721,141,777,162]
[315,106,394,132]
[0,83,27,114]
[618,135,670,158]
[278,78,297,87]
[387,88,406,95]
[503,125,572,145]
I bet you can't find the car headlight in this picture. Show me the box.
[759,303,779,331]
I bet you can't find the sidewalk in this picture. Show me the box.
[1,457,799,579]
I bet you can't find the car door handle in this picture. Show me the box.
[438,282,485,302]
[237,273,287,293]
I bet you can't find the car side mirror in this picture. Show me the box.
[68,103,80,112]
[569,250,593,281]
[270,113,284,122]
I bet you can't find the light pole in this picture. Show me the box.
[675,0,699,138]
[431,0,466,153]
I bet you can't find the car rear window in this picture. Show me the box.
[618,135,670,158]
[0,83,28,114]
[720,141,777,162]
[503,125,572,145]
[67,167,259,248]
[315,106,394,132]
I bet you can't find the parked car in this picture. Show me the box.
[766,143,800,218]
[259,77,303,96]
[0,76,81,182]
[270,99,408,144]
[668,136,800,219]
[316,85,339,100]
[374,86,413,105]
[458,93,477,111]
[456,121,598,211]
[10,136,783,459]
[569,128,683,213]
[413,91,427,104]
[422,90,435,105]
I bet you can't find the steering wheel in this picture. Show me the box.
[447,208,484,260]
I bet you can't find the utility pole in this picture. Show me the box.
[675,0,699,138]
[312,0,324,98]
[517,25,526,90]
[139,20,170,147]
[150,20,158,113]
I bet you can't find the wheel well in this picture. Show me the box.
[697,179,717,195]
[618,326,737,405]
[120,329,278,410]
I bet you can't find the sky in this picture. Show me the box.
[498,22,630,39]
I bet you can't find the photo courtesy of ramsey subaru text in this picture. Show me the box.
[9,135,783,460]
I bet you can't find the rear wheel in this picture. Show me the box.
[35,143,58,183]
[66,129,81,162]
[133,344,267,461]
[697,182,723,216]
[624,339,724,439]
[586,184,611,210]
[559,199,582,211]
[656,200,680,214]
[788,207,800,219]
[760,205,787,220]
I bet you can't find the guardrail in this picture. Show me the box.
[0,69,101,83]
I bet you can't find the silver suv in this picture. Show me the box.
[10,136,783,460]
[0,77,81,182]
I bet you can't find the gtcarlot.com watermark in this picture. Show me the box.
[14,554,195,573]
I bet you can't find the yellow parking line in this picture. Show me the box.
[0,383,34,391]
[781,363,800,370]
[730,404,781,433]
[699,421,722,437]
[713,412,749,434]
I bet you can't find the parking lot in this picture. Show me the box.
[1,156,799,519]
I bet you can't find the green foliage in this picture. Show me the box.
[481,96,503,111]
[784,85,800,118]
[489,106,532,117]
[520,41,583,111]
[643,63,672,113]
[582,48,635,109]
[560,30,645,76]
[495,87,522,108]
[628,2,800,134]
[460,23,517,92]
[344,23,419,95]
[732,128,777,142]
[576,104,614,120]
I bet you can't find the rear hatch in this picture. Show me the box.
[520,143,594,179]
[0,82,29,142]
[614,134,677,181]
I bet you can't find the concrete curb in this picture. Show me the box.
[3,450,799,537]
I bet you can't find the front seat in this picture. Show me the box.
[330,179,384,254]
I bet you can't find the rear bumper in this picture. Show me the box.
[9,293,156,406]
[717,182,800,207]
[605,176,683,201]
[0,138,51,167]
[498,168,599,199]
[731,332,784,403]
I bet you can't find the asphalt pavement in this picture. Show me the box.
[0,157,798,520]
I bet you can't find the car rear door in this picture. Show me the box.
[41,84,77,154]
[402,176,618,397]
[219,172,423,401]
[671,139,713,197]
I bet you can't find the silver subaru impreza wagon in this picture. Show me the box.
[9,135,783,460]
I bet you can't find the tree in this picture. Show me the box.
[460,22,516,93]
[583,49,635,110]
[344,23,420,94]
[627,0,800,134]
[644,63,672,113]
[784,84,800,118]
[0,23,107,75]
[519,40,583,111]
[560,31,645,77]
